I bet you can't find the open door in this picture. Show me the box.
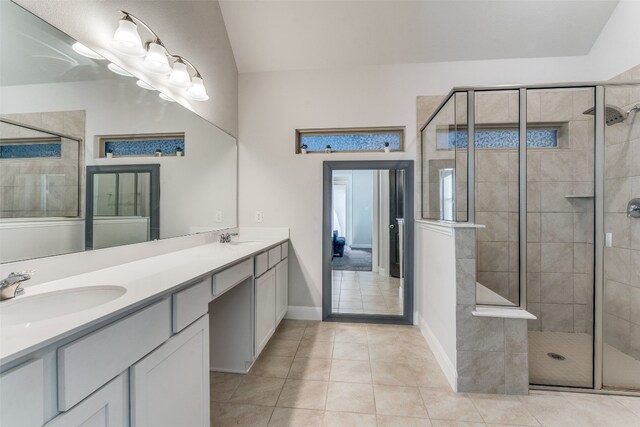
[389,170,404,278]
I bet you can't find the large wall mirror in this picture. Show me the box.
[0,1,237,263]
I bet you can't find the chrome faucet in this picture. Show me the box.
[219,233,239,243]
[0,271,32,301]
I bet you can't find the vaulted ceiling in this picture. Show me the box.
[219,0,619,73]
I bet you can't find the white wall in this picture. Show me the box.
[1,78,237,261]
[15,0,239,137]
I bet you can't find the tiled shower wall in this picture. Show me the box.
[0,111,84,218]
[603,65,640,363]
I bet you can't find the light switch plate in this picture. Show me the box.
[255,211,263,223]
[215,211,223,222]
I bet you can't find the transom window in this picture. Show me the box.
[296,127,404,153]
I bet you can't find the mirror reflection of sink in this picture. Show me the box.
[227,240,265,246]
[0,286,126,327]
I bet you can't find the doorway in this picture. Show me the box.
[322,161,414,324]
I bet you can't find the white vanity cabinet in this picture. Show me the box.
[255,268,276,354]
[130,315,209,427]
[254,242,289,358]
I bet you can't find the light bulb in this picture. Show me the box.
[186,76,209,101]
[143,42,171,75]
[159,92,175,102]
[72,42,104,60]
[107,63,134,77]
[112,17,145,57]
[169,60,191,88]
[136,80,156,90]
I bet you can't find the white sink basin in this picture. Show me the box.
[227,240,265,246]
[0,286,126,327]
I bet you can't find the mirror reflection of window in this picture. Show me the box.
[439,168,454,221]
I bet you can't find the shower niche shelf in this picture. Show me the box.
[565,194,594,198]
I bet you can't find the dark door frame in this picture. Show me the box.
[85,164,160,250]
[322,160,414,325]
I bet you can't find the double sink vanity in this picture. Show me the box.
[0,230,290,427]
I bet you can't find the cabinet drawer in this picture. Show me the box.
[173,278,212,333]
[254,252,268,277]
[57,298,171,411]
[267,246,281,269]
[213,259,253,296]
[0,359,45,427]
[281,242,289,259]
[45,373,128,427]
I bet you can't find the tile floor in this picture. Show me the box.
[210,320,640,427]
[331,271,403,315]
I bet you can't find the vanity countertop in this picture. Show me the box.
[0,235,288,366]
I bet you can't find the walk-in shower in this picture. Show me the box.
[419,79,640,392]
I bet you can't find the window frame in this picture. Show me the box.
[295,126,405,154]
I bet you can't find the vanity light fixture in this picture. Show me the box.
[112,13,146,56]
[107,63,134,77]
[72,42,105,60]
[111,10,210,101]
[136,80,156,90]
[159,92,175,102]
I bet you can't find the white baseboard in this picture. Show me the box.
[349,244,372,249]
[286,306,322,321]
[417,313,457,392]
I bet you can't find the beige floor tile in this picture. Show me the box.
[374,385,428,418]
[516,393,593,427]
[330,359,372,383]
[268,407,324,427]
[363,302,391,313]
[302,327,335,342]
[371,361,417,386]
[250,355,293,378]
[296,339,334,359]
[469,394,540,426]
[273,327,306,341]
[419,389,483,422]
[334,327,368,343]
[325,382,375,413]
[339,307,364,313]
[561,392,639,427]
[322,411,377,427]
[288,357,332,381]
[263,339,301,357]
[305,321,338,330]
[360,287,383,296]
[229,376,285,406]
[210,372,243,402]
[212,402,274,427]
[332,341,369,361]
[276,379,328,410]
[409,359,452,390]
[429,421,487,427]
[377,415,433,426]
[338,301,364,310]
[280,320,308,329]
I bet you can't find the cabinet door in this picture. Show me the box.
[255,269,276,355]
[45,373,128,427]
[0,359,45,427]
[275,258,289,324]
[130,315,209,427]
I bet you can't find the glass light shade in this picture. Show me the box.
[143,42,171,75]
[159,92,175,102]
[112,19,145,57]
[186,76,209,101]
[72,42,104,60]
[169,61,191,88]
[136,80,156,90]
[107,63,134,77]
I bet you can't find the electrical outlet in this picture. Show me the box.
[255,211,263,223]
[215,211,223,222]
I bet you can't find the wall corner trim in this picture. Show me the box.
[417,313,458,392]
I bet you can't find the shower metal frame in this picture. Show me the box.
[418,79,640,393]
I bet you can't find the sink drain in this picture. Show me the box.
[547,352,566,361]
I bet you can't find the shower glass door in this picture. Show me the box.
[602,83,640,391]
[526,87,596,388]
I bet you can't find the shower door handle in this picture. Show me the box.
[389,224,396,230]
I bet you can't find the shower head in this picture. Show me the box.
[582,104,640,126]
